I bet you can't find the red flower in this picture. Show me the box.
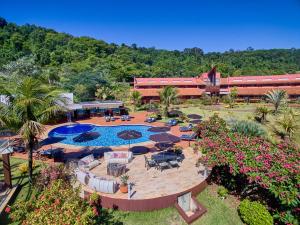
[5,206,11,213]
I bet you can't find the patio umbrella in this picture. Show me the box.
[168,110,182,117]
[154,142,174,151]
[149,133,180,143]
[147,126,170,132]
[130,146,150,155]
[73,132,100,142]
[117,130,142,149]
[189,119,202,124]
[187,114,202,119]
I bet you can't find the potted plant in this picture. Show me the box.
[119,174,129,193]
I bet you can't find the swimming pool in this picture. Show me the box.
[48,124,157,147]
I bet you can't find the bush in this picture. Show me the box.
[10,180,112,225]
[18,162,36,175]
[217,186,229,199]
[238,199,273,225]
[231,120,266,137]
[34,164,69,190]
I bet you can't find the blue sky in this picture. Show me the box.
[1,0,300,52]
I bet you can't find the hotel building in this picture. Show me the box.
[133,67,300,102]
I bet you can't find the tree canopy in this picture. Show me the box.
[1,17,300,100]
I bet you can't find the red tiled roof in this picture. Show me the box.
[134,88,204,97]
[221,74,300,85]
[134,77,205,86]
[231,86,300,96]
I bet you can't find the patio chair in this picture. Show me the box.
[145,117,156,123]
[110,116,116,121]
[169,160,180,169]
[125,115,131,121]
[144,155,157,170]
[157,161,170,171]
[105,116,111,122]
[166,119,178,126]
[180,132,197,141]
[179,124,193,132]
[121,115,126,121]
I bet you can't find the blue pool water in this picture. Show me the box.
[48,124,157,147]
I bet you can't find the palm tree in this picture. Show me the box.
[265,90,287,114]
[275,108,299,139]
[95,85,112,100]
[0,77,65,183]
[159,86,178,117]
[255,106,271,123]
[130,90,142,112]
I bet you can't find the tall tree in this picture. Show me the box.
[159,86,178,117]
[0,77,65,183]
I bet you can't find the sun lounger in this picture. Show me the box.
[179,124,193,132]
[180,132,197,141]
[166,119,178,126]
[145,117,156,123]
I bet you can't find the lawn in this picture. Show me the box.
[168,102,300,145]
[0,157,43,224]
[113,185,243,225]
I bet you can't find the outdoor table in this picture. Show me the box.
[151,153,178,163]
[107,163,126,177]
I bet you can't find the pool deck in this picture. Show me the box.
[11,111,193,162]
[10,111,193,162]
[84,147,205,200]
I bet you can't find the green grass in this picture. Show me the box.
[169,102,300,145]
[112,186,243,225]
[0,157,43,224]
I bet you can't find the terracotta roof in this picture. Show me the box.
[231,86,300,96]
[134,77,205,86]
[221,74,300,85]
[134,88,204,97]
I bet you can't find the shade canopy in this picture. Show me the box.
[189,119,202,124]
[73,132,100,142]
[147,126,170,132]
[0,140,13,155]
[154,142,174,151]
[150,133,180,143]
[187,114,202,119]
[168,110,183,116]
[117,130,142,140]
[130,146,150,155]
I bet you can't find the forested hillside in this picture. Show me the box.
[1,17,300,100]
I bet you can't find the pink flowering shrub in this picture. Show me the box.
[34,164,69,190]
[195,114,300,224]
[10,179,118,225]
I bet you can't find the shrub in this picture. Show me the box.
[34,164,69,190]
[231,120,266,137]
[18,162,36,175]
[10,180,113,225]
[217,186,229,199]
[238,199,273,225]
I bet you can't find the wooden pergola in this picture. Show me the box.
[0,140,13,188]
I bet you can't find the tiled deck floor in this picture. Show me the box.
[84,147,205,200]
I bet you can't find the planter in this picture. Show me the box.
[120,184,128,193]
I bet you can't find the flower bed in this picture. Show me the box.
[195,114,300,224]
